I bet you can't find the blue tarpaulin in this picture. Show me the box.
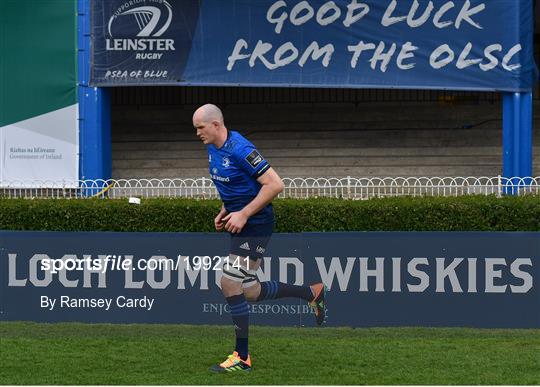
[91,0,537,91]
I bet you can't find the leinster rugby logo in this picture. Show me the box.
[106,0,175,56]
[108,0,172,38]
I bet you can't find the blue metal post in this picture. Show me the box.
[77,0,111,195]
[519,92,533,178]
[502,92,534,194]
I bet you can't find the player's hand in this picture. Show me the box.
[214,210,228,230]
[223,211,248,234]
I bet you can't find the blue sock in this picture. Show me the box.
[226,294,249,360]
[257,281,313,302]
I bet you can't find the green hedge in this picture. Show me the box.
[1,196,538,232]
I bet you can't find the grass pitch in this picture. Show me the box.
[1,322,539,385]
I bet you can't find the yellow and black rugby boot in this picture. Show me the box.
[209,351,252,373]
[309,282,327,326]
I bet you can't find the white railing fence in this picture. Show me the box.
[1,176,539,200]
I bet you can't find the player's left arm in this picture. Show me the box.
[223,168,284,233]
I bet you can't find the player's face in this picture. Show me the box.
[193,119,216,145]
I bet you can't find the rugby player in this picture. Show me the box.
[192,104,326,373]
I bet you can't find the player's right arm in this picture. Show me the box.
[214,204,229,230]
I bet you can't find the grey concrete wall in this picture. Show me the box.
[111,101,540,179]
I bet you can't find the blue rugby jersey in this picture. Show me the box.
[207,131,274,224]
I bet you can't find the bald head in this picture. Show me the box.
[193,104,227,147]
[193,104,224,125]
